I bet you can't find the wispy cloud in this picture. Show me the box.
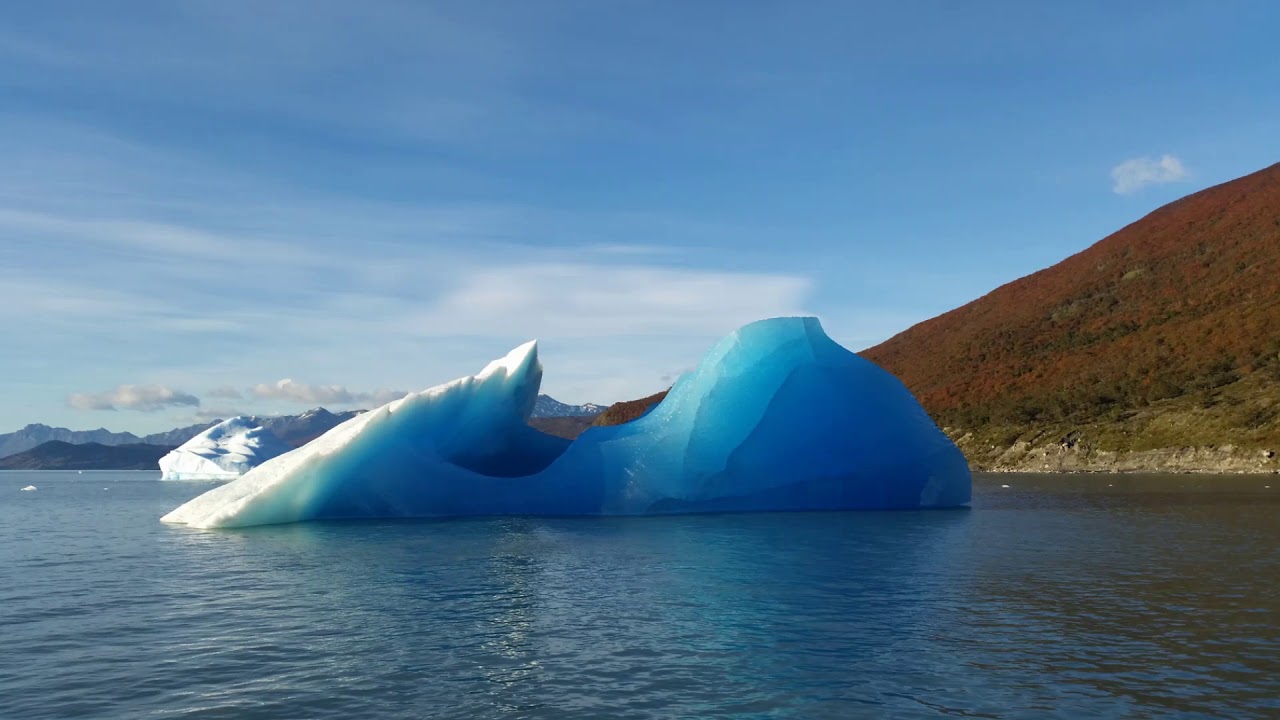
[68,384,200,412]
[408,263,812,338]
[189,407,249,422]
[1110,154,1189,194]
[4,188,815,420]
[249,379,406,406]
[0,3,606,152]
[0,207,315,267]
[206,385,243,399]
[0,4,846,434]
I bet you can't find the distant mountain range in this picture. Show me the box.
[0,441,174,471]
[0,394,603,463]
[0,423,209,459]
[861,161,1280,472]
[531,395,605,417]
[0,412,359,459]
[526,391,669,440]
[251,408,365,447]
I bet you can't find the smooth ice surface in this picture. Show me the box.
[159,417,293,481]
[163,317,970,528]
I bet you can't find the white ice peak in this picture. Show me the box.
[159,416,293,481]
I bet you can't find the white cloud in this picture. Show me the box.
[366,388,411,405]
[408,263,812,338]
[1110,154,1189,194]
[249,379,406,406]
[0,275,165,321]
[163,407,256,425]
[0,207,314,266]
[67,384,200,412]
[206,385,243,399]
[0,98,820,431]
[189,407,248,422]
[249,379,358,404]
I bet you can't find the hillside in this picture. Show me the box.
[861,162,1280,472]
[591,391,669,428]
[528,415,600,439]
[0,441,175,471]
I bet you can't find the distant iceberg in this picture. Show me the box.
[163,317,970,528]
[159,417,293,481]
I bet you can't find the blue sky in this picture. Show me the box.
[3,1,1278,434]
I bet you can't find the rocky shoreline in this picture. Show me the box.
[952,430,1280,474]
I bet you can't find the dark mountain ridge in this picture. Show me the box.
[0,423,214,459]
[0,424,142,458]
[0,441,175,471]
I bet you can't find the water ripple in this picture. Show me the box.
[0,472,1277,718]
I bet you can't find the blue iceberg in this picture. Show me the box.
[162,317,970,528]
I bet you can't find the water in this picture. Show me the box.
[2,471,1277,719]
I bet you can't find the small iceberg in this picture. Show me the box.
[20,485,36,491]
[159,417,293,481]
[163,317,971,528]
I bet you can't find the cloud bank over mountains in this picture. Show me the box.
[67,380,409,415]
[248,379,407,406]
[67,385,200,412]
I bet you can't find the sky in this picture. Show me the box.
[2,1,1278,434]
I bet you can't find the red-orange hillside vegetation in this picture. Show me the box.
[861,162,1280,463]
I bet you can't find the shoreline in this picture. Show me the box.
[974,466,1280,475]
[958,439,1280,475]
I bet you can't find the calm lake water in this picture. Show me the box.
[1,471,1277,719]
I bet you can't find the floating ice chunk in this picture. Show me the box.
[163,317,971,528]
[159,417,293,481]
[21,485,36,491]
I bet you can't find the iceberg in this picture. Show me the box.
[163,317,970,528]
[159,417,293,481]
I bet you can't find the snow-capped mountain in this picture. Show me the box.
[531,395,605,418]
[251,408,364,446]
